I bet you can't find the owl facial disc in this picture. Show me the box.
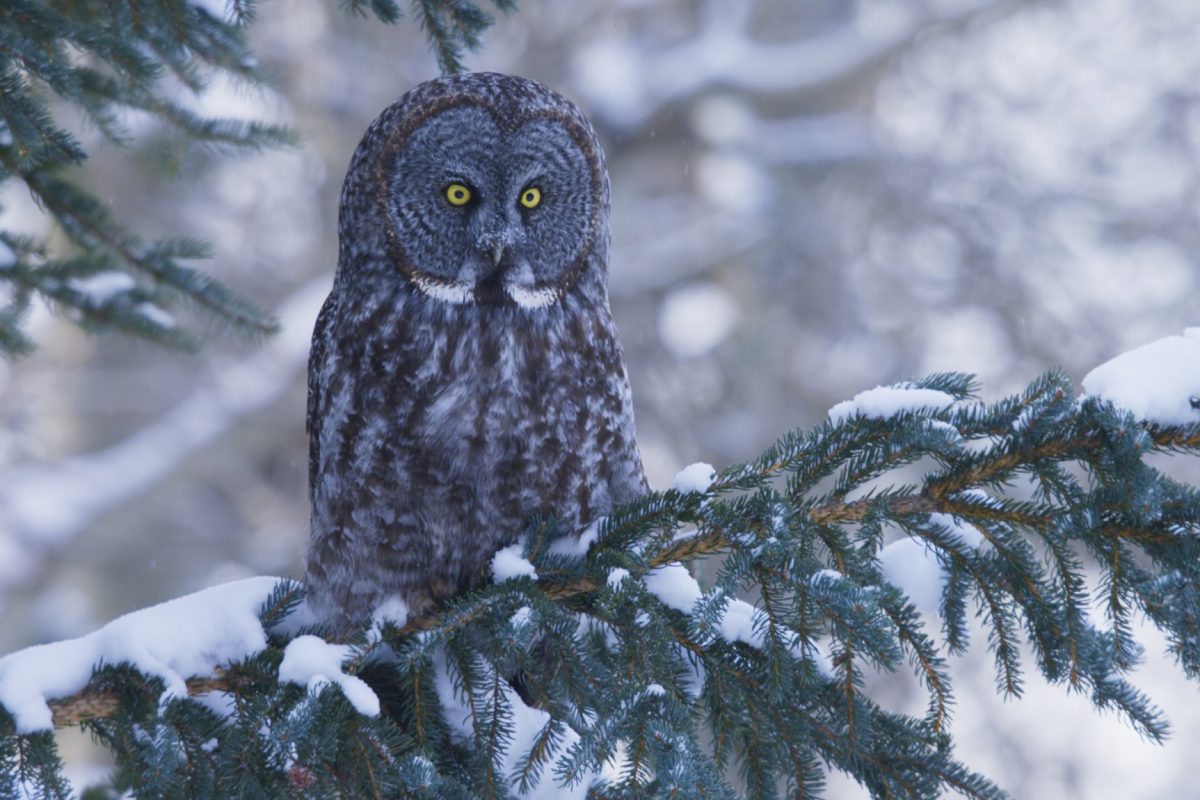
[397,191,572,309]
[381,93,602,310]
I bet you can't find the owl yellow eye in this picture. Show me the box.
[519,187,542,209]
[445,183,472,206]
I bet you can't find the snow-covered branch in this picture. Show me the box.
[4,331,1200,798]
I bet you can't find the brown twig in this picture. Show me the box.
[49,675,228,728]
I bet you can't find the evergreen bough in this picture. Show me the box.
[0,0,514,356]
[5,370,1200,798]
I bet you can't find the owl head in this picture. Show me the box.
[336,72,610,310]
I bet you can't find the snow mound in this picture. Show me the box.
[644,563,769,648]
[1083,329,1200,426]
[674,462,717,494]
[492,543,538,583]
[606,567,631,588]
[0,577,282,733]
[828,385,957,424]
[719,598,764,648]
[371,595,409,630]
[546,517,603,560]
[136,302,177,329]
[644,563,703,612]
[67,272,136,305]
[278,635,380,717]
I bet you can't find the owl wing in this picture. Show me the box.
[306,289,339,502]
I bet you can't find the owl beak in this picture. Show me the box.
[491,242,505,268]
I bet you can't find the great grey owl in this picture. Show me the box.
[304,72,648,633]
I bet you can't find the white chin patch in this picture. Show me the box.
[412,275,474,304]
[505,283,560,309]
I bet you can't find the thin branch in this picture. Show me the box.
[49,675,227,728]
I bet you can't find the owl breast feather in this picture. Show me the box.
[307,277,646,627]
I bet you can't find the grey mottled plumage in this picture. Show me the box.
[305,73,648,632]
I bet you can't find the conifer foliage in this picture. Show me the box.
[4,370,1200,798]
[0,0,513,356]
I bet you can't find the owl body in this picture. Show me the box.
[305,73,647,631]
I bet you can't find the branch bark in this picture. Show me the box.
[49,676,229,728]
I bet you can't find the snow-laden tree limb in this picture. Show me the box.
[5,331,1200,798]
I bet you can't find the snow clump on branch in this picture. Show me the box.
[1083,328,1200,426]
[0,577,283,733]
[827,384,958,424]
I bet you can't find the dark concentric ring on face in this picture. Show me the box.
[376,78,607,310]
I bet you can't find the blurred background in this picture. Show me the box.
[2,0,1200,795]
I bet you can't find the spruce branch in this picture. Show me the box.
[0,0,518,356]
[9,370,1200,798]
[33,487,927,730]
